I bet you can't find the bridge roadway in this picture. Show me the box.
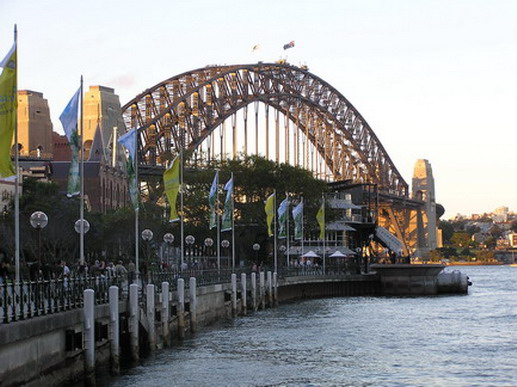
[0,264,466,386]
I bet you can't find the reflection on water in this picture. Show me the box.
[110,266,517,386]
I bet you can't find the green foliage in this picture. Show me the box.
[450,232,473,248]
[439,220,454,244]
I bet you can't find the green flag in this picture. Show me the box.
[209,171,218,229]
[0,42,17,178]
[164,156,180,222]
[316,199,325,240]
[265,192,275,237]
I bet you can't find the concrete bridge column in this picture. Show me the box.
[109,286,120,375]
[241,273,247,315]
[146,284,156,351]
[177,278,185,339]
[267,271,273,307]
[83,289,95,386]
[231,273,237,316]
[161,281,170,346]
[129,283,139,363]
[259,271,265,309]
[251,272,257,311]
[189,277,197,333]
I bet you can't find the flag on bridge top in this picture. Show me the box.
[118,128,139,209]
[0,41,17,178]
[252,44,261,52]
[163,156,180,222]
[283,40,295,50]
[265,191,276,237]
[277,196,289,239]
[221,176,233,232]
[209,170,219,230]
[59,87,81,197]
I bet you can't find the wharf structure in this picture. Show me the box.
[0,264,469,386]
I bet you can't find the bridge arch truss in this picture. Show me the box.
[121,63,408,197]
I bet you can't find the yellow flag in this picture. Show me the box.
[163,156,180,222]
[316,200,325,240]
[0,43,17,178]
[265,192,275,236]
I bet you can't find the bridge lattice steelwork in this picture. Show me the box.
[121,63,408,198]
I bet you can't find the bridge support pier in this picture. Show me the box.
[129,283,139,363]
[251,272,257,311]
[146,284,156,351]
[161,282,170,346]
[177,278,185,339]
[189,277,197,333]
[109,286,120,375]
[83,289,95,386]
[241,273,247,315]
[231,273,237,316]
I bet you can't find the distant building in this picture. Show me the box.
[14,86,130,213]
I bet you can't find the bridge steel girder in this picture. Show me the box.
[121,63,409,198]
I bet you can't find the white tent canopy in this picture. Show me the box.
[301,250,320,258]
[329,250,347,258]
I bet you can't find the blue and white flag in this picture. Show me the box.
[59,87,81,197]
[221,176,233,231]
[118,128,139,209]
[209,171,219,229]
[277,197,289,239]
[292,200,303,240]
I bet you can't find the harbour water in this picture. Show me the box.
[110,266,517,386]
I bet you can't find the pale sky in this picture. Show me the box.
[2,0,517,219]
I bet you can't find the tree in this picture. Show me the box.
[439,220,454,244]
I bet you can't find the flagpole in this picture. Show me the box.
[273,189,277,275]
[79,75,85,267]
[216,170,220,273]
[322,193,326,275]
[13,25,20,283]
[286,192,290,268]
[134,127,139,282]
[301,197,304,259]
[231,172,235,272]
[180,128,184,269]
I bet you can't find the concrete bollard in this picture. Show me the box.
[231,273,237,316]
[267,271,273,307]
[177,278,185,339]
[83,289,95,385]
[161,282,170,346]
[129,283,139,363]
[146,284,156,351]
[273,272,278,306]
[251,272,257,311]
[259,271,265,309]
[241,272,247,315]
[109,286,120,375]
[189,277,197,333]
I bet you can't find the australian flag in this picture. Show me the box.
[283,40,295,50]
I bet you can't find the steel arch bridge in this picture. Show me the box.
[121,63,408,198]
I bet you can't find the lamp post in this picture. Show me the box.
[141,229,153,279]
[74,219,90,266]
[252,243,260,265]
[204,237,214,268]
[355,247,362,274]
[163,233,174,268]
[186,235,195,266]
[30,211,48,276]
[222,239,230,268]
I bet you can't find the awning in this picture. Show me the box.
[375,226,404,254]
[301,250,320,258]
